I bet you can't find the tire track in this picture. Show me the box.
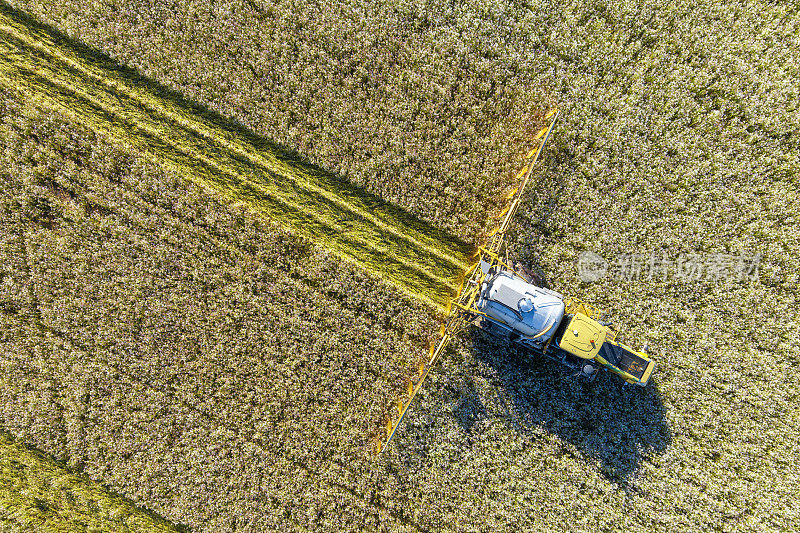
[0,6,474,311]
[4,10,469,274]
[0,431,185,532]
[0,50,452,309]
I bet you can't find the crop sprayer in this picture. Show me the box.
[376,108,656,454]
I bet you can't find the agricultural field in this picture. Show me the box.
[1,0,799,531]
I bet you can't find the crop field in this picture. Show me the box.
[1,0,799,532]
[0,5,472,310]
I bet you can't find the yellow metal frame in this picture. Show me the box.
[376,108,561,454]
[564,297,601,320]
[486,108,560,256]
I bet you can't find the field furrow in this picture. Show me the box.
[0,6,473,310]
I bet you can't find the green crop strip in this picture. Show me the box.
[0,6,473,311]
[0,431,185,532]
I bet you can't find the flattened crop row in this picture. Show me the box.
[0,6,473,310]
[0,430,184,532]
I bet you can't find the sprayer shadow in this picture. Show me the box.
[451,328,671,484]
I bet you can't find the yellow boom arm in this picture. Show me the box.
[376,108,560,454]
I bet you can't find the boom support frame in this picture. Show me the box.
[377,109,560,454]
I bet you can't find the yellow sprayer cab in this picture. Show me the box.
[558,312,655,386]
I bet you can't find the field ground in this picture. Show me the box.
[1,0,799,531]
